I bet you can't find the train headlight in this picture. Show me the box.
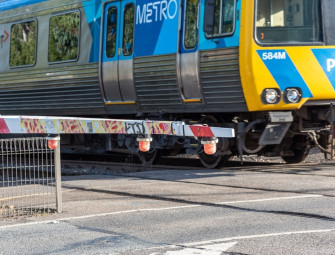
[284,88,302,104]
[262,89,281,104]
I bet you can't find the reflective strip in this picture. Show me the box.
[105,101,136,105]
[184,125,235,138]
[188,125,215,137]
[0,118,10,133]
[183,99,202,103]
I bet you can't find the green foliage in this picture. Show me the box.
[48,12,79,62]
[123,4,134,56]
[184,0,198,49]
[10,21,36,67]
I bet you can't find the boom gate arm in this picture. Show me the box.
[0,116,235,155]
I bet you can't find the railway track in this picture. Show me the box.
[60,148,333,175]
[60,151,284,174]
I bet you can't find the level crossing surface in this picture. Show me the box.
[0,161,335,254]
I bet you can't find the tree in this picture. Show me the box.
[48,12,79,62]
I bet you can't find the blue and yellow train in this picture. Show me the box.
[0,0,334,167]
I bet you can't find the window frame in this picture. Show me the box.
[48,10,81,64]
[9,18,38,69]
[254,0,324,47]
[122,3,135,57]
[204,0,237,39]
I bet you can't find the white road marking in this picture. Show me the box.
[183,228,335,246]
[134,228,335,254]
[0,194,323,230]
[151,242,238,255]
[218,194,323,205]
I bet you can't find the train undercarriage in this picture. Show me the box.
[66,104,335,169]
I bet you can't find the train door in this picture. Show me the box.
[132,0,183,110]
[180,0,203,102]
[197,0,248,111]
[101,0,136,104]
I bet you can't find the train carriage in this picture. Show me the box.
[0,0,335,168]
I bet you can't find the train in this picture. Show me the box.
[0,0,334,168]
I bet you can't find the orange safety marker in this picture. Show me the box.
[201,138,219,155]
[137,136,153,152]
[47,136,60,150]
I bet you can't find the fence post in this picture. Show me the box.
[49,136,62,213]
[55,136,62,213]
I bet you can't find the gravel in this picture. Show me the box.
[233,148,327,164]
[61,148,331,176]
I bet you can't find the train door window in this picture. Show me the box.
[48,11,80,62]
[106,7,117,58]
[255,0,323,44]
[184,0,198,49]
[122,3,134,56]
[10,20,37,67]
[205,0,236,37]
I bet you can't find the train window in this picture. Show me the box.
[10,20,37,67]
[123,4,134,56]
[106,7,117,58]
[205,0,236,37]
[48,11,80,62]
[184,0,198,49]
[255,0,323,44]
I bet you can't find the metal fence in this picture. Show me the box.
[0,136,61,218]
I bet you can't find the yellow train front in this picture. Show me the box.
[241,0,335,112]
[228,0,335,165]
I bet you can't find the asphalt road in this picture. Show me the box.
[1,161,335,254]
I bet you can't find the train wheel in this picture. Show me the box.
[198,152,229,169]
[281,135,310,164]
[281,148,309,164]
[137,149,160,165]
[197,115,230,169]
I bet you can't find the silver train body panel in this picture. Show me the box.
[133,54,183,110]
[0,1,105,116]
[0,0,247,116]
